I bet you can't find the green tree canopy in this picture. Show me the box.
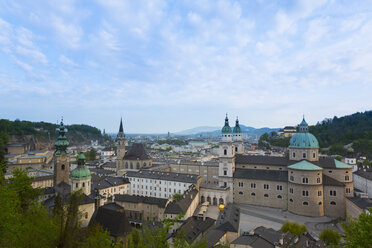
[319,228,341,247]
[280,220,307,236]
[342,209,372,248]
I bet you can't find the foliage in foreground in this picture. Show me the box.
[280,220,307,236]
[341,209,372,248]
[319,228,341,247]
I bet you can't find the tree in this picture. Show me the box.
[86,148,97,161]
[280,220,307,236]
[319,228,341,247]
[341,209,372,248]
[258,133,270,149]
[362,160,370,166]
[173,193,182,201]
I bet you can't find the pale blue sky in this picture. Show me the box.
[0,0,372,133]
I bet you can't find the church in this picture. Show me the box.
[200,115,354,218]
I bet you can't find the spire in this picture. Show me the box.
[119,117,124,134]
[222,114,232,134]
[233,116,242,134]
[225,113,229,126]
[299,116,309,132]
[55,119,69,155]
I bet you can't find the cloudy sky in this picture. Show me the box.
[0,0,372,133]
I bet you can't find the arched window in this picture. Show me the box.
[264,194,268,197]
[251,192,256,196]
[317,178,321,183]
[130,162,133,169]
[224,149,227,155]
[303,153,306,158]
[136,162,140,169]
[239,191,243,195]
[290,198,293,202]
[318,202,322,205]
[277,195,282,199]
[82,182,85,187]
[235,147,238,152]
[125,162,128,168]
[61,164,65,170]
[303,202,309,206]
[330,201,336,205]
[143,162,146,167]
[85,212,88,219]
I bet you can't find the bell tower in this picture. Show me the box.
[219,114,235,203]
[233,117,244,154]
[54,119,70,186]
[116,118,126,171]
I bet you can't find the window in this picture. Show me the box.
[82,182,85,187]
[76,183,78,188]
[345,176,350,181]
[235,147,238,152]
[330,190,336,196]
[61,164,65,170]
[330,201,336,205]
[302,190,309,196]
[224,149,227,155]
[290,176,294,181]
[293,152,296,158]
[302,178,309,184]
[251,192,256,196]
[239,191,243,195]
[328,170,332,173]
[277,185,283,191]
[303,153,306,158]
[85,212,88,219]
[289,188,293,194]
[313,153,316,158]
[264,194,269,197]
[264,184,269,190]
[317,178,321,183]
[290,198,293,202]
[238,182,244,187]
[251,183,256,188]
[319,202,322,205]
[277,195,282,199]
[266,167,270,170]
[303,202,309,206]
[346,188,351,194]
[318,191,322,196]
[224,182,227,187]
[224,170,227,176]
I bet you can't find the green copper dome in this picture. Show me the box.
[71,152,91,180]
[289,117,319,148]
[222,115,232,134]
[233,117,242,133]
[54,120,69,155]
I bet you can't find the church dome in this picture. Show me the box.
[289,132,319,148]
[222,115,232,134]
[233,118,242,133]
[71,153,91,180]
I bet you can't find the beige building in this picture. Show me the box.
[123,143,152,170]
[114,194,169,222]
[169,160,219,185]
[218,116,353,218]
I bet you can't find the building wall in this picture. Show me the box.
[7,146,26,155]
[124,159,152,170]
[32,177,53,188]
[128,176,195,199]
[345,198,364,219]
[236,163,288,171]
[287,183,324,217]
[72,178,91,195]
[324,168,353,197]
[98,184,130,205]
[233,179,288,210]
[323,185,346,218]
[115,201,166,221]
[79,203,95,227]
[353,173,372,198]
[200,187,229,206]
[169,163,219,185]
[288,148,319,161]
[54,153,70,185]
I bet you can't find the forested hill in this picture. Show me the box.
[309,111,372,157]
[0,119,104,147]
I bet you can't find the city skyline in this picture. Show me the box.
[1,1,372,133]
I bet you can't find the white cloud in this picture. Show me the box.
[51,16,83,49]
[14,59,32,72]
[15,45,48,64]
[304,18,329,43]
[59,55,79,67]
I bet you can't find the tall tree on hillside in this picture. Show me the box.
[342,209,372,248]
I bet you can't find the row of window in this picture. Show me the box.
[238,182,284,190]
[289,199,337,206]
[292,152,316,159]
[132,185,182,193]
[289,176,321,183]
[130,178,187,187]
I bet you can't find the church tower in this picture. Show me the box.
[218,114,235,203]
[71,153,91,195]
[116,118,126,171]
[233,117,244,154]
[54,119,70,186]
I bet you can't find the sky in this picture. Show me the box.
[0,0,372,133]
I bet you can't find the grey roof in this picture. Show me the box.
[253,226,283,245]
[124,143,151,160]
[231,234,274,248]
[165,187,199,214]
[234,168,288,182]
[176,216,215,243]
[205,229,226,248]
[90,168,116,176]
[347,197,372,210]
[90,203,131,237]
[215,204,240,233]
[323,175,345,187]
[32,175,53,182]
[126,170,199,184]
[235,154,346,170]
[354,170,372,181]
[94,176,129,190]
[102,162,116,168]
[114,194,168,208]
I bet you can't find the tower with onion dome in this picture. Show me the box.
[54,119,70,185]
[232,117,244,154]
[218,114,235,203]
[71,152,91,195]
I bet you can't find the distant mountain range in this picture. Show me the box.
[175,125,279,137]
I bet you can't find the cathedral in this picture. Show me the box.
[201,115,354,218]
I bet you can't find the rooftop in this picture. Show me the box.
[288,160,323,171]
[124,143,151,160]
[234,168,288,182]
[114,194,168,208]
[126,170,199,184]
